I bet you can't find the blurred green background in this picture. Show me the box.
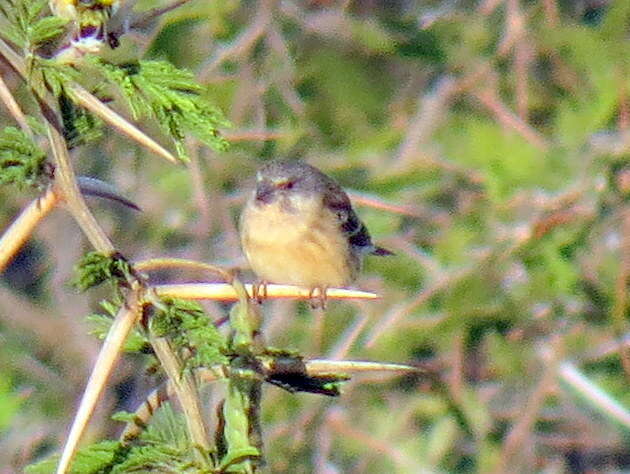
[1,0,629,472]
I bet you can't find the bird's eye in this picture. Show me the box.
[278,181,294,190]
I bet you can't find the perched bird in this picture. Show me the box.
[240,160,392,306]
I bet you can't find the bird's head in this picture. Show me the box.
[253,161,324,209]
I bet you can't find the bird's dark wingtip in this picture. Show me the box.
[372,246,394,256]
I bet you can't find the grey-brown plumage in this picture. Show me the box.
[240,160,392,293]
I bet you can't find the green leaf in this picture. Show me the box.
[220,373,261,472]
[30,15,68,45]
[0,127,49,189]
[112,403,203,473]
[152,298,228,369]
[27,404,208,473]
[91,59,231,160]
[31,58,81,97]
[86,303,149,353]
[71,252,134,291]
[219,447,260,472]
[111,410,137,424]
[59,93,103,147]
[25,440,122,474]
[439,118,552,202]
[349,18,395,54]
[0,0,67,49]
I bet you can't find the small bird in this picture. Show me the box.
[240,160,392,306]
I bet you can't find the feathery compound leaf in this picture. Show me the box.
[0,0,67,49]
[72,251,134,291]
[59,92,103,147]
[91,59,230,160]
[25,440,124,474]
[152,298,228,369]
[26,406,199,472]
[87,300,149,353]
[112,403,202,473]
[0,127,49,189]
[30,15,68,45]
[31,58,81,97]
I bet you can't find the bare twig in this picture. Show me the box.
[56,288,143,474]
[0,188,59,273]
[0,38,26,75]
[347,190,436,219]
[394,76,458,169]
[0,73,31,135]
[493,336,564,473]
[326,407,413,470]
[109,0,194,37]
[120,366,225,443]
[0,38,179,165]
[199,0,274,80]
[497,0,526,57]
[478,0,505,16]
[365,263,476,348]
[134,257,231,281]
[304,359,418,374]
[149,335,212,464]
[47,122,115,254]
[473,87,549,151]
[154,282,379,302]
[0,40,117,256]
[328,313,370,360]
[68,84,178,164]
[542,0,559,26]
[557,360,630,430]
[187,142,213,246]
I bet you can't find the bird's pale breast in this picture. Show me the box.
[240,196,358,288]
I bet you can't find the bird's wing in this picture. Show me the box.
[322,183,376,253]
[322,182,394,256]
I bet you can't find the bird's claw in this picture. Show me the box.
[252,280,268,304]
[308,287,328,310]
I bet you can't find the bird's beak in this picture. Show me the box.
[255,181,275,203]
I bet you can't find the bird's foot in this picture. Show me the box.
[308,286,328,310]
[252,280,268,304]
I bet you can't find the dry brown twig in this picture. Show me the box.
[0,73,31,135]
[472,86,549,151]
[149,333,212,466]
[493,335,565,473]
[326,407,414,470]
[68,84,178,164]
[199,0,275,80]
[0,189,59,273]
[0,38,179,165]
[56,288,143,474]
[154,282,379,302]
[394,76,459,170]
